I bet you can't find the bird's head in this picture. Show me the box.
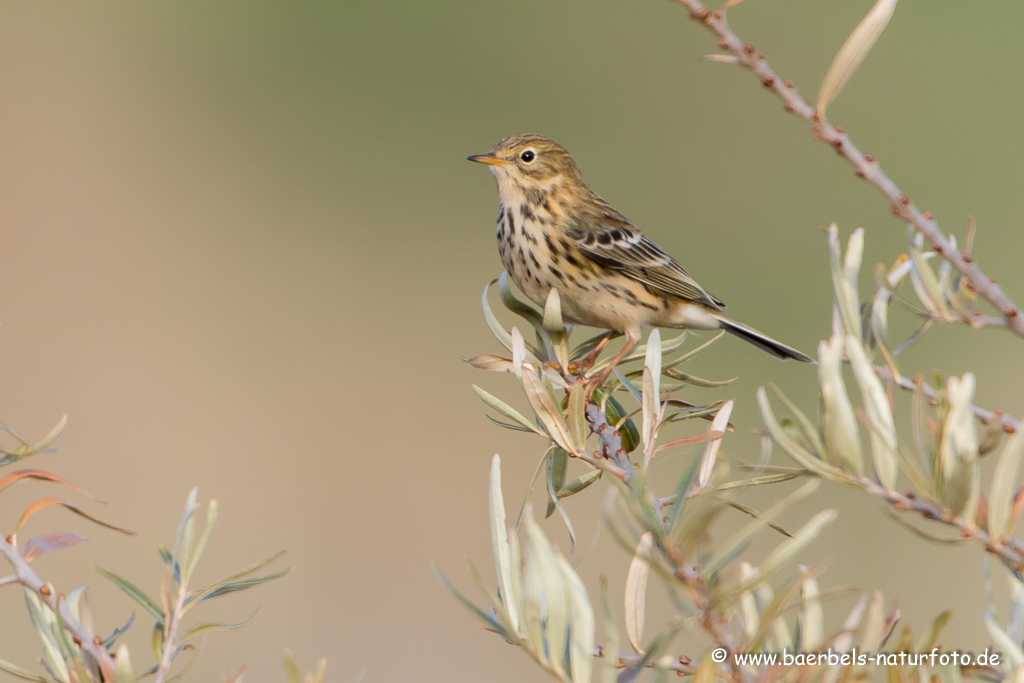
[468,135,583,197]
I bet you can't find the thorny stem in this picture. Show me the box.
[666,0,1024,339]
[0,535,117,678]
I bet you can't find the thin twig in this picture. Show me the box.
[596,646,697,676]
[860,478,1024,572]
[0,535,116,678]
[873,364,1020,434]
[667,0,1024,338]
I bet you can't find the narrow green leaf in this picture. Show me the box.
[661,369,737,388]
[546,465,577,551]
[557,555,594,683]
[799,573,823,651]
[185,549,288,606]
[566,384,588,452]
[768,383,826,460]
[613,367,643,404]
[703,480,820,579]
[624,533,652,653]
[816,0,897,117]
[96,567,165,622]
[188,567,292,604]
[666,456,702,532]
[0,655,51,682]
[103,612,136,649]
[861,590,886,653]
[828,224,862,339]
[489,455,520,633]
[516,449,552,530]
[181,608,262,640]
[186,499,219,582]
[661,330,722,371]
[498,271,556,359]
[937,374,979,520]
[483,279,515,352]
[641,331,662,453]
[5,414,68,461]
[472,385,545,436]
[523,508,567,671]
[174,487,201,584]
[758,510,837,581]
[910,235,951,318]
[716,472,805,490]
[696,401,733,492]
[556,469,602,499]
[283,649,302,683]
[990,430,1024,540]
[114,644,134,683]
[543,287,566,333]
[485,415,534,433]
[434,566,507,637]
[916,610,952,652]
[601,577,619,683]
[545,448,569,519]
[467,560,518,643]
[22,588,69,682]
[846,335,898,489]
[757,388,848,484]
[985,611,1024,667]
[521,371,576,453]
[819,336,863,475]
[622,621,682,683]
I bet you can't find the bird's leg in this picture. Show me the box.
[570,331,617,373]
[584,338,638,401]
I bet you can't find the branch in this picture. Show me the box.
[667,0,1024,339]
[859,477,1024,574]
[599,646,696,676]
[153,578,187,683]
[586,403,635,483]
[0,535,116,678]
[873,365,1020,435]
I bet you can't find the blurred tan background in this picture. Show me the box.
[0,1,1022,680]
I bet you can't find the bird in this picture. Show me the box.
[468,134,812,383]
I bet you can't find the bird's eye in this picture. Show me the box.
[520,150,536,163]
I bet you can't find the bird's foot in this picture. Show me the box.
[583,368,612,402]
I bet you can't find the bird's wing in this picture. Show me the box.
[571,223,726,310]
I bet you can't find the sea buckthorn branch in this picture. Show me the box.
[0,534,117,678]
[873,364,1020,436]
[665,0,1024,339]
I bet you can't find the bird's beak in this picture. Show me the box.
[467,153,511,167]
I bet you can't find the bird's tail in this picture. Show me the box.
[713,314,813,363]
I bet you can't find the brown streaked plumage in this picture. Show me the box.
[469,134,812,368]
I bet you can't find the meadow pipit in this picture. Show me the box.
[469,134,812,383]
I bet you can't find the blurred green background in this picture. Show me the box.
[1,0,1022,679]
